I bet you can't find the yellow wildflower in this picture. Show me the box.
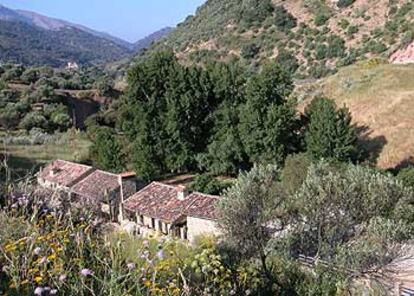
[34,276,43,283]
[144,280,152,287]
[47,253,57,261]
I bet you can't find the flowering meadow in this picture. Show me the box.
[0,186,266,295]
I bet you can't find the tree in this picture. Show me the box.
[217,164,287,280]
[120,51,178,179]
[240,0,274,26]
[90,128,124,173]
[21,68,39,84]
[19,112,48,131]
[290,161,413,271]
[238,63,299,165]
[198,62,248,175]
[305,97,358,162]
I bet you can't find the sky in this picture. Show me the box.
[0,0,206,42]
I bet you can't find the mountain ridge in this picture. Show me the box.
[0,4,172,66]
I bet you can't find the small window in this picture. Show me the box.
[158,220,163,232]
[140,215,144,224]
[151,218,155,229]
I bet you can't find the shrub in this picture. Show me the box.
[274,5,297,30]
[337,0,355,8]
[241,43,260,59]
[314,13,330,26]
[19,112,48,131]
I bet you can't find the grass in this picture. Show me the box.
[297,61,414,169]
[0,129,92,178]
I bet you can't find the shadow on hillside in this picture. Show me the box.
[356,125,387,166]
[393,156,414,172]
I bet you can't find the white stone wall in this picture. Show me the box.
[187,217,220,243]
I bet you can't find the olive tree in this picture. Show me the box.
[217,164,288,279]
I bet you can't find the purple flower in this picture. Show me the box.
[143,240,149,247]
[156,250,164,259]
[39,257,47,264]
[58,274,67,282]
[34,287,44,295]
[127,263,136,270]
[50,289,58,295]
[80,268,93,277]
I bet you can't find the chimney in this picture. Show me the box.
[177,185,189,201]
[49,168,60,177]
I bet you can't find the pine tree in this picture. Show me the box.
[305,97,358,162]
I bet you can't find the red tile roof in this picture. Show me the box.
[38,160,93,188]
[123,182,220,223]
[71,170,120,201]
[184,192,219,220]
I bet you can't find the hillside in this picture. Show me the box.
[0,20,132,67]
[295,60,414,169]
[153,0,414,78]
[0,5,172,66]
[133,27,173,52]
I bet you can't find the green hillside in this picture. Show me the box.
[153,0,414,78]
[0,20,132,67]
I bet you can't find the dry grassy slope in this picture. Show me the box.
[298,62,414,168]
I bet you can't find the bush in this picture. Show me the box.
[241,43,260,59]
[281,153,312,195]
[274,5,297,30]
[397,166,414,188]
[314,13,330,26]
[19,112,48,131]
[337,0,355,8]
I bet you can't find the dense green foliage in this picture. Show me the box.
[217,160,414,294]
[116,51,303,179]
[0,20,131,67]
[305,97,358,162]
[89,128,124,173]
[0,63,113,134]
[188,174,230,195]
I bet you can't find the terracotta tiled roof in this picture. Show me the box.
[38,160,93,188]
[184,192,219,220]
[71,170,120,201]
[123,182,191,223]
[123,182,220,223]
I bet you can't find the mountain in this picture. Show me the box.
[14,9,133,49]
[0,19,132,67]
[151,0,414,78]
[0,4,137,66]
[133,27,173,52]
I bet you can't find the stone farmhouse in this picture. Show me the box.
[123,182,220,243]
[38,160,138,221]
[38,160,221,242]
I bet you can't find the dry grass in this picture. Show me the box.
[301,62,414,169]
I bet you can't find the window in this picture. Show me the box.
[139,215,144,225]
[158,220,163,233]
[151,218,155,229]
